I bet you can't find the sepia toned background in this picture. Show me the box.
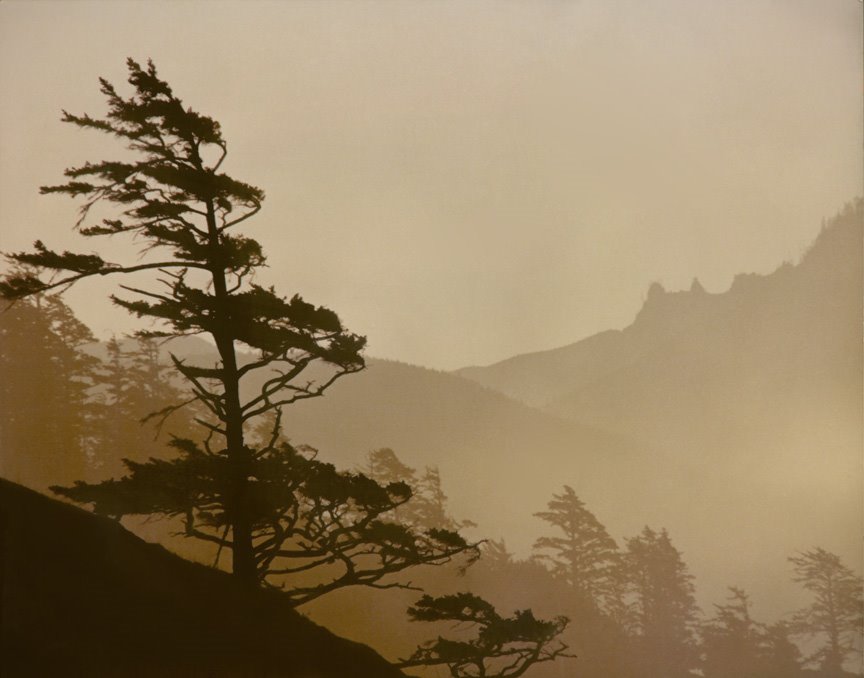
[1,0,861,662]
[1,0,860,369]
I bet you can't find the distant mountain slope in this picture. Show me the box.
[455,200,863,610]
[457,200,862,422]
[0,478,406,678]
[74,306,652,558]
[275,359,649,552]
[457,200,861,459]
[42,201,859,621]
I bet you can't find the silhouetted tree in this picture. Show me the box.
[0,290,98,486]
[533,486,620,612]
[481,539,515,573]
[621,526,699,677]
[398,593,573,678]
[364,448,418,487]
[412,465,476,532]
[701,588,808,678]
[56,434,479,604]
[788,548,863,676]
[759,621,804,678]
[0,59,367,587]
[89,336,199,476]
[701,587,764,678]
[362,448,474,532]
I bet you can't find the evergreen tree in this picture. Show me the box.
[0,290,99,486]
[398,593,573,678]
[788,548,863,675]
[362,449,474,532]
[621,526,699,677]
[701,588,807,678]
[90,336,198,476]
[412,465,476,532]
[481,539,515,573]
[759,621,804,678]
[0,59,369,586]
[701,587,764,678]
[364,447,417,487]
[533,485,620,611]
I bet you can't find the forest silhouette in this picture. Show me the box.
[0,60,861,677]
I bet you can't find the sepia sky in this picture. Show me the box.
[1,0,861,370]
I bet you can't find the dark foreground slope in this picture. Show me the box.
[0,478,406,678]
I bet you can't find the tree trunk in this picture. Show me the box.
[204,198,257,588]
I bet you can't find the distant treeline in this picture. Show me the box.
[326,450,862,678]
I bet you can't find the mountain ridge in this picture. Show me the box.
[451,200,863,615]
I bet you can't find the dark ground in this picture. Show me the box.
[0,478,407,678]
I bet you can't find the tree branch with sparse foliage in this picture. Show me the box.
[398,593,573,678]
[54,431,481,604]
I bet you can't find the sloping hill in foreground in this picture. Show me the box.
[0,478,406,678]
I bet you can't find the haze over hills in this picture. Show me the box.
[71,201,861,621]
[457,200,861,426]
[456,200,863,612]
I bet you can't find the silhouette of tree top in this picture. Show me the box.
[1,58,366,586]
[399,592,573,678]
[533,485,620,610]
[788,547,863,674]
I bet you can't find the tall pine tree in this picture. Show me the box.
[533,485,620,612]
[2,60,480,596]
[0,59,367,586]
[0,290,99,487]
[89,336,199,477]
[789,548,863,675]
[621,526,699,678]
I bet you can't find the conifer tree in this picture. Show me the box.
[533,485,620,611]
[90,336,199,476]
[788,548,863,675]
[2,60,483,595]
[364,448,418,487]
[701,588,808,678]
[621,526,699,678]
[412,465,476,532]
[0,59,368,587]
[362,449,474,532]
[398,593,573,678]
[759,622,804,678]
[701,587,764,678]
[0,290,99,486]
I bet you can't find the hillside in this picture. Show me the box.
[274,359,648,552]
[455,200,863,611]
[9,201,858,627]
[0,478,407,678]
[457,201,861,421]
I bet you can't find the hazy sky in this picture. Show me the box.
[1,0,861,369]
